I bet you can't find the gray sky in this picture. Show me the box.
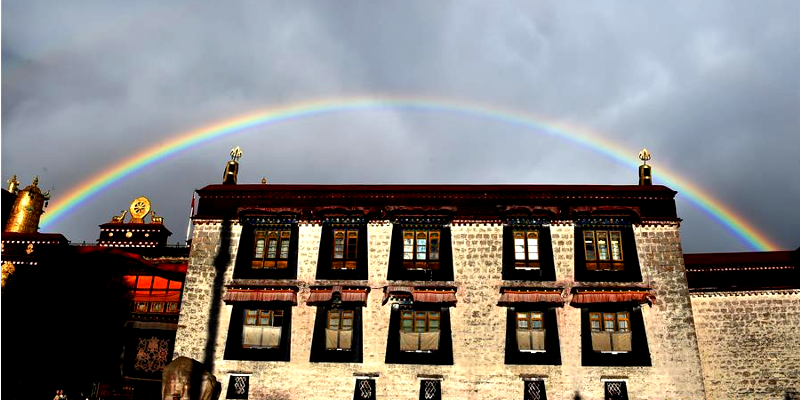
[2,1,798,253]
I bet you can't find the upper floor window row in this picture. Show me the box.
[234,217,641,282]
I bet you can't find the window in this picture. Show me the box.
[400,310,440,352]
[580,307,650,366]
[589,311,631,353]
[236,222,299,279]
[333,229,359,269]
[403,230,441,269]
[353,379,376,400]
[385,305,453,365]
[388,222,453,281]
[224,304,292,361]
[516,311,545,352]
[242,309,283,349]
[226,375,249,400]
[504,307,561,365]
[316,222,368,280]
[583,230,624,270]
[523,380,547,400]
[419,380,441,400]
[123,275,182,315]
[502,225,555,281]
[252,228,291,269]
[604,381,629,400]
[513,230,539,269]
[326,309,354,350]
[574,222,641,282]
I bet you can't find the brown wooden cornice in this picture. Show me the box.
[194,184,678,221]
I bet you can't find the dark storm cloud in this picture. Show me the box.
[2,1,798,252]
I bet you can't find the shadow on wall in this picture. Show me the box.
[573,393,582,400]
[786,391,800,400]
[204,219,232,370]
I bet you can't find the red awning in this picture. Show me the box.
[570,291,655,305]
[306,286,369,305]
[412,289,457,304]
[223,288,297,305]
[497,290,565,306]
[382,286,457,305]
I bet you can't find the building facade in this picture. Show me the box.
[173,154,716,399]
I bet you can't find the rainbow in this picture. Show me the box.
[37,96,780,251]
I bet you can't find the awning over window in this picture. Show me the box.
[497,289,565,306]
[570,289,655,305]
[306,285,369,305]
[223,288,298,305]
[382,286,457,305]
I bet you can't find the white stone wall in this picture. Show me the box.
[173,221,708,399]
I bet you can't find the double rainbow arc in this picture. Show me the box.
[37,96,780,251]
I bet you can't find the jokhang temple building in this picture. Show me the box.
[167,150,798,400]
[1,179,189,400]
[2,149,798,400]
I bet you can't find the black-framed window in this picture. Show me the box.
[353,379,376,400]
[523,380,547,400]
[504,307,561,365]
[310,305,363,363]
[235,222,299,279]
[385,304,453,365]
[574,222,640,282]
[418,380,441,400]
[580,306,650,366]
[604,381,629,400]
[316,222,368,280]
[226,375,249,399]
[503,223,555,280]
[388,222,453,281]
[224,303,292,361]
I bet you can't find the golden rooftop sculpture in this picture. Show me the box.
[4,176,50,233]
[638,148,652,186]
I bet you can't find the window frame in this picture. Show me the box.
[224,303,293,361]
[385,304,453,365]
[310,304,364,363]
[388,222,453,282]
[316,221,368,280]
[504,307,561,365]
[502,223,555,281]
[573,222,641,282]
[235,222,299,280]
[580,305,650,367]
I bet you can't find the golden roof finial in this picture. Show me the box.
[638,148,653,186]
[230,146,243,162]
[7,175,19,193]
[639,148,651,165]
[32,176,39,187]
[5,177,49,233]
[261,177,268,184]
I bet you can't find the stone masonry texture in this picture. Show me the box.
[173,221,711,399]
[691,291,800,400]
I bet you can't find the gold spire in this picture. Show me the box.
[638,148,652,186]
[223,146,242,185]
[4,177,50,233]
[6,175,19,193]
[261,177,268,184]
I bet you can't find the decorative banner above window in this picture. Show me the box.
[570,288,655,306]
[505,218,551,227]
[223,287,298,305]
[306,285,370,305]
[382,286,457,305]
[575,218,633,228]
[497,288,565,307]
[240,215,298,226]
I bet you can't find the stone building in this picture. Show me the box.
[686,248,800,400]
[172,151,736,400]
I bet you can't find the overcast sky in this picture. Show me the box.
[2,1,798,253]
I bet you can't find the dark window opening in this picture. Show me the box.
[225,375,249,399]
[388,223,453,281]
[574,223,640,282]
[523,380,547,400]
[604,381,629,400]
[502,225,555,281]
[385,304,453,365]
[418,380,441,400]
[224,303,292,361]
[316,222,368,280]
[310,305,363,363]
[504,307,561,365]
[235,223,299,279]
[580,306,650,366]
[353,379,376,400]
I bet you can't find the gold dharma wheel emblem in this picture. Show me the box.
[129,196,151,219]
